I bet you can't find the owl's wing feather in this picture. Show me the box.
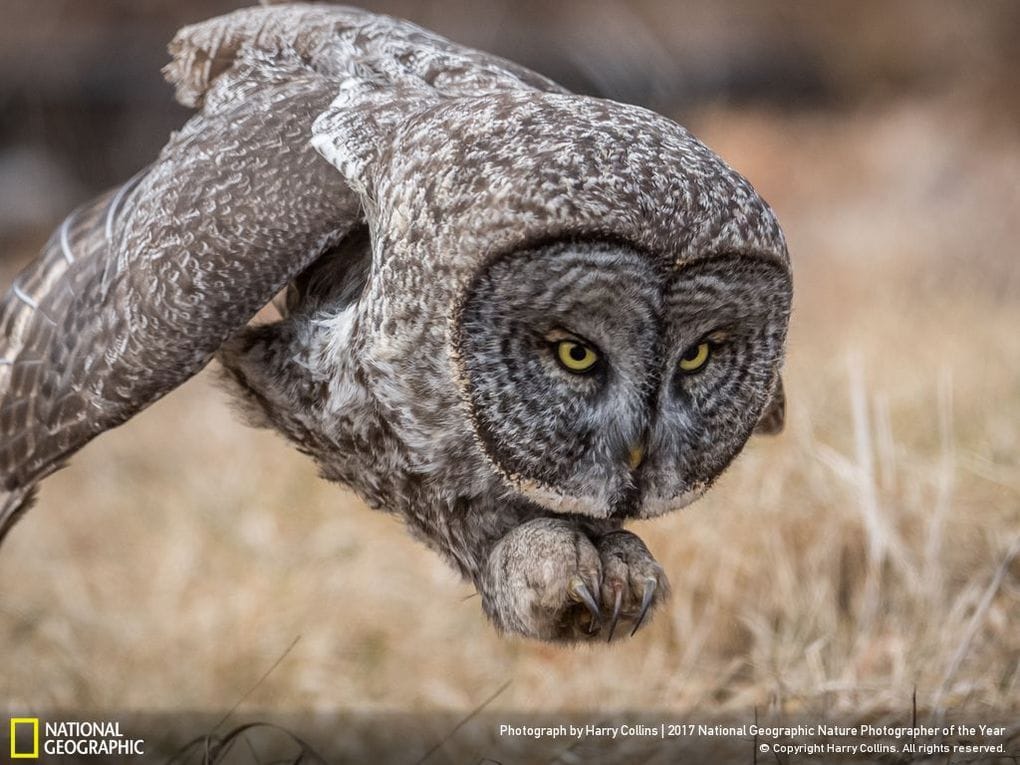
[163,4,565,111]
[1,4,562,540]
[0,184,132,533]
[0,79,357,539]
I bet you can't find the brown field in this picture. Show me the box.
[0,3,1018,761]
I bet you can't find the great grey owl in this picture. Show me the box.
[0,4,791,642]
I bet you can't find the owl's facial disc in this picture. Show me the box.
[456,241,791,519]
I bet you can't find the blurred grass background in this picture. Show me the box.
[0,0,1017,731]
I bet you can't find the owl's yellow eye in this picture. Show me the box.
[556,340,600,374]
[678,341,711,373]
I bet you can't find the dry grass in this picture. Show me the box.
[1,95,1017,740]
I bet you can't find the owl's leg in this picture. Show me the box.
[596,530,670,642]
[480,517,604,642]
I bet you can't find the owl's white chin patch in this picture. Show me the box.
[515,478,613,518]
[639,485,709,519]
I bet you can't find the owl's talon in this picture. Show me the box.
[606,584,624,642]
[596,531,668,641]
[629,577,658,637]
[482,520,670,642]
[568,576,601,626]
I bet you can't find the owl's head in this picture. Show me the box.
[454,239,790,519]
[301,87,792,518]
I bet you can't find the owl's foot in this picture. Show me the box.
[480,519,668,643]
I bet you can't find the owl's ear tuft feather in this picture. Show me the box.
[754,375,786,436]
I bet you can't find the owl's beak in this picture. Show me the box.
[627,443,645,470]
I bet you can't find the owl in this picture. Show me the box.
[0,4,791,642]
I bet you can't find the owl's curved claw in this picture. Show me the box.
[606,585,624,642]
[568,576,601,628]
[630,577,658,637]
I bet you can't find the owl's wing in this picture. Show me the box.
[0,80,355,538]
[0,4,564,540]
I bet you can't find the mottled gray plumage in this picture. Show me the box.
[0,4,791,641]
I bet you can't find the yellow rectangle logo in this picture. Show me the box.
[10,718,39,759]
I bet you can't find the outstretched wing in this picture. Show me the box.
[0,75,355,537]
[0,4,565,541]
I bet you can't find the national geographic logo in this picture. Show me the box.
[9,717,145,758]
[9,718,38,759]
